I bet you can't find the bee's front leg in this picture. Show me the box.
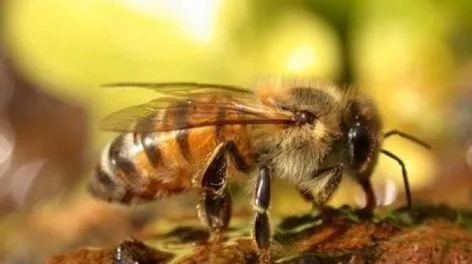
[253,166,271,264]
[297,164,344,211]
[197,143,232,238]
[355,177,376,219]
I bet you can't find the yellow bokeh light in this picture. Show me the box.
[259,12,340,78]
[124,0,222,44]
[285,44,318,73]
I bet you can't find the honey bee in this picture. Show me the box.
[88,78,429,263]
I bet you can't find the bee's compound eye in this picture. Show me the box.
[348,122,371,165]
[295,111,316,125]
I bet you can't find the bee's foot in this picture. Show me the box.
[258,249,271,264]
[114,237,173,264]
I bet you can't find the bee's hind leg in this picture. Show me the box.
[252,166,272,264]
[197,143,232,240]
[297,164,344,214]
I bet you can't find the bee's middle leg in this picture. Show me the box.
[197,143,232,237]
[297,164,344,211]
[253,166,272,264]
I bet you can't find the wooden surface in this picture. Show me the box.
[46,205,472,264]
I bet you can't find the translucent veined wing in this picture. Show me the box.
[101,82,254,97]
[99,90,294,133]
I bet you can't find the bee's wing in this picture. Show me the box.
[101,82,253,97]
[99,91,294,133]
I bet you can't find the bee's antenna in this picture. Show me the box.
[380,149,412,209]
[383,130,431,149]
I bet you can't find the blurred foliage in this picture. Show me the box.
[1,0,463,143]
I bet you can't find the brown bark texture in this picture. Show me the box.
[46,204,472,264]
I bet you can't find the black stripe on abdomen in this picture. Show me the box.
[94,166,116,190]
[88,165,126,202]
[173,101,191,161]
[108,134,141,180]
[141,132,163,168]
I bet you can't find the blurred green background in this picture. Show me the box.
[1,0,472,263]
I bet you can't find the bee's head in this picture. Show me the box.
[343,96,383,177]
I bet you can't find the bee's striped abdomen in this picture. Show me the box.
[89,96,257,204]
[89,131,189,204]
[173,101,192,161]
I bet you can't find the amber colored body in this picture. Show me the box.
[90,94,259,204]
[89,78,396,264]
[89,79,381,207]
